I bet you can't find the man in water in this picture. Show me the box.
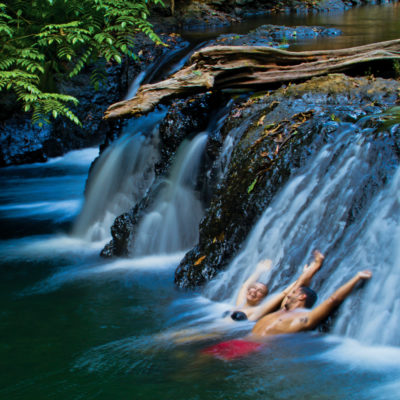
[231,250,325,321]
[251,269,372,337]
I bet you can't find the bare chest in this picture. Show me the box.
[252,310,309,336]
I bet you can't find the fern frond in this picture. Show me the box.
[0,0,166,126]
[69,47,94,77]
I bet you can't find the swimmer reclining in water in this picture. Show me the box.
[229,250,325,321]
[251,269,372,337]
[226,258,271,321]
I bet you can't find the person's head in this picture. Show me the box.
[246,282,268,306]
[299,286,317,308]
[285,286,317,310]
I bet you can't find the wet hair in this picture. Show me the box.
[299,286,317,308]
[230,311,248,321]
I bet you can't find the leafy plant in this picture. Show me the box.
[0,0,165,126]
[378,106,400,129]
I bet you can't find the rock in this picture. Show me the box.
[235,0,251,5]
[156,91,218,174]
[210,24,341,47]
[174,74,400,288]
[101,211,137,257]
[0,63,124,167]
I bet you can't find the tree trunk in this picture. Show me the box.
[104,39,400,120]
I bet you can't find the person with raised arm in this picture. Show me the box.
[251,270,372,337]
[227,258,271,321]
[227,250,325,322]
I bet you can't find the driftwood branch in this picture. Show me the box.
[104,39,400,120]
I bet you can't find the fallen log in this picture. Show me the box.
[104,39,400,120]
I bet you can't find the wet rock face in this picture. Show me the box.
[174,74,400,288]
[0,117,52,165]
[100,212,136,258]
[100,182,160,258]
[156,91,217,174]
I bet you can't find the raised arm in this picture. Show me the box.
[250,251,325,321]
[236,259,272,306]
[297,250,325,287]
[304,270,372,329]
[248,291,287,321]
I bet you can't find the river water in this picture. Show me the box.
[1,3,400,400]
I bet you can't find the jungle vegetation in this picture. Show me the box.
[0,0,164,126]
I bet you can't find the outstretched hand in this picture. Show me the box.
[313,250,325,263]
[357,270,372,280]
[303,250,325,272]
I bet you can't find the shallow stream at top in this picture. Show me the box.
[1,3,400,400]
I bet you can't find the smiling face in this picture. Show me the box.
[246,282,268,306]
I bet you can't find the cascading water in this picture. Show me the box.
[130,99,233,257]
[204,120,400,346]
[124,42,197,100]
[74,44,212,243]
[72,109,166,241]
[124,70,146,100]
[330,163,400,346]
[132,133,208,256]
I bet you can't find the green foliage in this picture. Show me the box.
[0,0,165,126]
[378,106,400,129]
[247,177,258,194]
[393,60,400,78]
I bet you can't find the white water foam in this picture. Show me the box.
[44,147,99,167]
[23,252,185,294]
[2,147,99,169]
[73,110,166,241]
[0,234,107,262]
[0,199,82,220]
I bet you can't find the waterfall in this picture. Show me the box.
[204,121,400,346]
[132,133,208,256]
[124,70,146,100]
[124,42,198,101]
[72,109,166,241]
[331,165,400,346]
